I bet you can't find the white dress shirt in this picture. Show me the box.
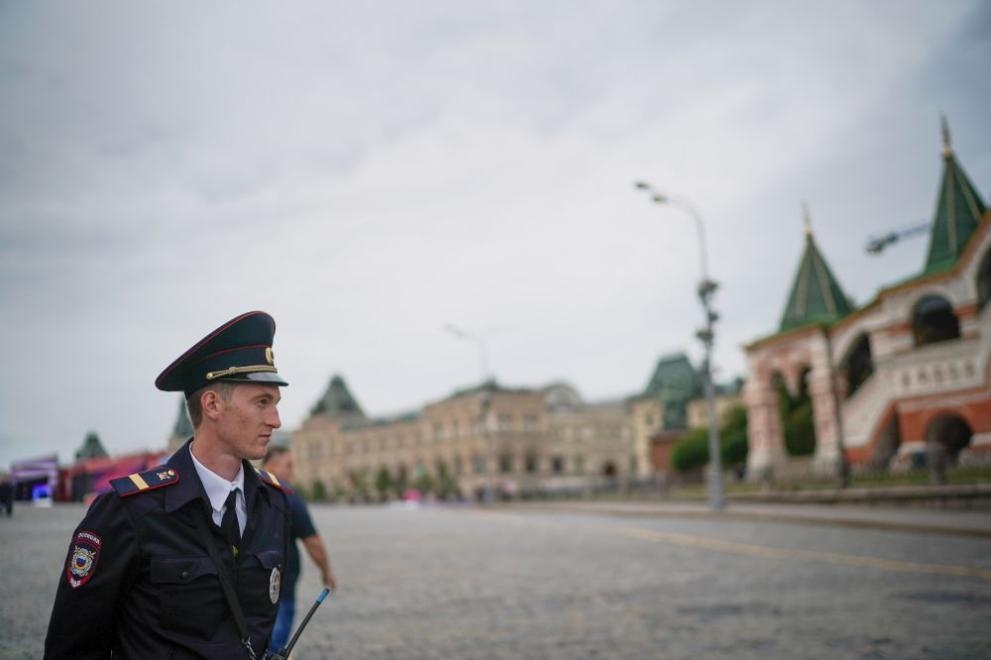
[189,443,246,535]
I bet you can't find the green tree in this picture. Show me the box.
[393,465,409,499]
[720,405,749,467]
[311,479,327,502]
[412,471,434,496]
[375,465,393,501]
[670,405,749,472]
[433,461,460,500]
[774,371,816,456]
[783,405,816,456]
[349,470,372,502]
[330,479,347,503]
[671,427,710,472]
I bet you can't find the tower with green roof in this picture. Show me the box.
[922,117,987,275]
[311,374,366,420]
[779,207,854,332]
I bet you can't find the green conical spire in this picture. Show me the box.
[923,117,987,274]
[779,208,853,331]
[311,374,365,418]
[76,431,109,460]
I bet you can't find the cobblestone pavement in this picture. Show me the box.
[3,502,990,659]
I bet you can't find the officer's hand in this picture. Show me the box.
[322,569,337,592]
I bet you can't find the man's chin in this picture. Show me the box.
[246,439,270,461]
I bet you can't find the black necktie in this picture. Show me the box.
[221,489,241,552]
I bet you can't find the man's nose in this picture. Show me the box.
[267,406,281,429]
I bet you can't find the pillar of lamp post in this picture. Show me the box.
[635,181,725,511]
[478,387,495,504]
[446,324,496,503]
[444,324,491,383]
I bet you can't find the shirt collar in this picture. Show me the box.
[189,442,245,515]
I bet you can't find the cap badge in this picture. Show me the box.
[269,566,281,604]
[265,347,274,365]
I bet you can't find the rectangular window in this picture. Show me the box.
[551,456,565,474]
[499,452,513,474]
[574,455,584,475]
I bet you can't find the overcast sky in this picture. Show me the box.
[1,1,989,467]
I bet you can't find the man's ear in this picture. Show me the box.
[200,389,225,421]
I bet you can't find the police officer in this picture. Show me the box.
[45,311,291,659]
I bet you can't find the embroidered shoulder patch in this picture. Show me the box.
[66,530,102,588]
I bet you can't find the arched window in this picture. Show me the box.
[912,295,960,347]
[840,334,874,398]
[977,249,991,312]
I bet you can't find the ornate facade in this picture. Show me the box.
[743,122,991,478]
[290,376,634,499]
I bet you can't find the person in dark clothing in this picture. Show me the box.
[44,311,291,660]
[262,446,335,653]
[0,479,12,517]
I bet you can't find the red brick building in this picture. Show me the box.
[743,120,990,477]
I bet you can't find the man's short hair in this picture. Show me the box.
[185,381,238,428]
[263,445,290,467]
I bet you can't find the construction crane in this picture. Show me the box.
[865,221,930,255]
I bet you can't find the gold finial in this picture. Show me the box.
[802,201,813,238]
[941,114,953,158]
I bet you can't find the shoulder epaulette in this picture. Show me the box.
[255,467,285,492]
[111,467,180,497]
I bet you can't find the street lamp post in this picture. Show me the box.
[445,323,496,503]
[635,181,725,511]
[444,324,491,383]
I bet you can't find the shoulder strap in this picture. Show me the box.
[255,467,285,492]
[191,507,258,660]
[111,467,179,497]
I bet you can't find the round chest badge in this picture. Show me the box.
[269,566,281,604]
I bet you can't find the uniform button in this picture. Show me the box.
[180,570,190,579]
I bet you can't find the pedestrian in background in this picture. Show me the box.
[0,478,12,517]
[262,445,336,653]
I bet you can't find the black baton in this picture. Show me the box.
[267,587,331,660]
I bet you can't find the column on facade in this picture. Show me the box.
[743,374,787,479]
[807,340,844,474]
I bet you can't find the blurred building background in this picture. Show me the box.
[7,123,988,504]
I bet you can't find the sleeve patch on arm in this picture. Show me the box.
[66,530,102,588]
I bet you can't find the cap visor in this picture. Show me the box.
[216,371,289,387]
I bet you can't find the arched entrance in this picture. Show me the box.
[925,414,973,483]
[926,414,973,462]
[773,368,816,456]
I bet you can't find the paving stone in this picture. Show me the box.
[2,503,989,659]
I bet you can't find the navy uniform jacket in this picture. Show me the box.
[44,441,289,660]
